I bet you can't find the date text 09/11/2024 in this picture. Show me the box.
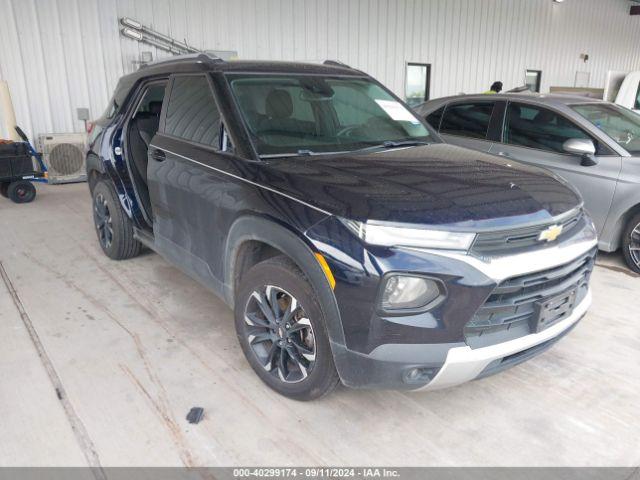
[232,468,401,478]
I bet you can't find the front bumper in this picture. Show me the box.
[333,286,591,391]
[418,288,591,391]
[317,216,597,390]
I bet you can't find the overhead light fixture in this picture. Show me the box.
[121,27,143,41]
[120,17,142,29]
[553,0,564,3]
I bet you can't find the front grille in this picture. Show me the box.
[465,248,596,349]
[471,208,584,256]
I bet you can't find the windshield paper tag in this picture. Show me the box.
[375,100,420,124]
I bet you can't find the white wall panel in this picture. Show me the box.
[1,0,640,140]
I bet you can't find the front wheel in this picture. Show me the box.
[622,213,640,274]
[234,256,340,400]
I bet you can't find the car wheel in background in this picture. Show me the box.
[92,180,142,260]
[234,255,340,400]
[7,180,36,203]
[622,213,640,274]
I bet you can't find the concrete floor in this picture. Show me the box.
[0,183,639,467]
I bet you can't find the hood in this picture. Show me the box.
[257,144,581,230]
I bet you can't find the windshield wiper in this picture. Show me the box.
[260,142,430,159]
[381,140,431,148]
[259,149,349,159]
[352,140,431,153]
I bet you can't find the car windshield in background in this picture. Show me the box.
[227,74,433,157]
[571,103,640,154]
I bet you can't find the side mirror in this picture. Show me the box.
[562,138,598,166]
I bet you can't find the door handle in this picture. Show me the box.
[150,148,166,162]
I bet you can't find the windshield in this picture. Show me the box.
[227,74,434,157]
[571,103,640,154]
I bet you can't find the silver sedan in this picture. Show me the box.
[416,93,640,273]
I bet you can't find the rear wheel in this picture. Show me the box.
[7,181,36,203]
[92,181,142,260]
[622,213,640,274]
[0,182,9,198]
[234,256,340,400]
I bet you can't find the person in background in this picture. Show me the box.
[484,81,503,94]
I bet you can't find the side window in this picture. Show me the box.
[164,75,221,147]
[439,102,495,139]
[504,103,593,154]
[136,84,166,114]
[425,106,445,131]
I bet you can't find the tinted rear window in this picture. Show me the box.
[440,102,495,139]
[425,106,445,130]
[164,75,221,147]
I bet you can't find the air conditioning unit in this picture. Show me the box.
[38,133,87,184]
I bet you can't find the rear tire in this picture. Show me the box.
[622,213,640,274]
[92,180,142,260]
[234,255,340,400]
[7,181,36,203]
[0,182,9,198]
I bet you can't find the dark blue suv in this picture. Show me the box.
[87,54,596,400]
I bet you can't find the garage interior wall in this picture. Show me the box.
[1,0,640,140]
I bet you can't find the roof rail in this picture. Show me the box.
[197,52,224,64]
[139,52,224,69]
[323,59,352,69]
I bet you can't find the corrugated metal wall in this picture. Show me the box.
[1,0,640,140]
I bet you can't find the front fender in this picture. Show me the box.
[600,161,640,251]
[223,215,346,350]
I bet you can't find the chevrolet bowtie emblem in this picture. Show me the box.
[538,224,563,242]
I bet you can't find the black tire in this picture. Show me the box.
[92,180,142,260]
[7,180,36,203]
[0,182,9,198]
[234,255,340,400]
[622,213,640,274]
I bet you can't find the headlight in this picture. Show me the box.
[381,275,444,310]
[341,219,475,251]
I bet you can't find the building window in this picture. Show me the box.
[525,70,542,93]
[405,63,431,107]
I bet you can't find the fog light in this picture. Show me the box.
[402,367,439,384]
[381,275,443,310]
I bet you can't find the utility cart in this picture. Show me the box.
[0,127,47,203]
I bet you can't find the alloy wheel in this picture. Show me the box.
[629,222,640,269]
[94,193,114,249]
[243,285,316,383]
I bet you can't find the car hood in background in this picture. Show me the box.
[257,144,581,230]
